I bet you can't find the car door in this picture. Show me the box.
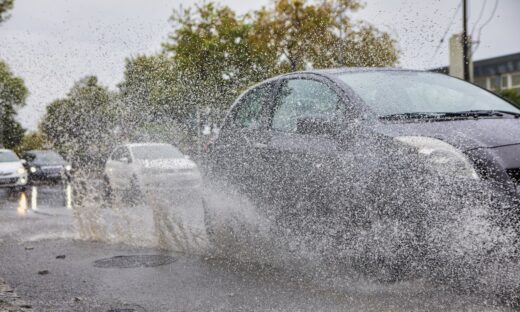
[263,76,347,219]
[210,82,274,202]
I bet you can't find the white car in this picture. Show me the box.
[0,149,28,192]
[103,143,201,194]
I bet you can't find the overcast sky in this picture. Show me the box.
[1,0,519,130]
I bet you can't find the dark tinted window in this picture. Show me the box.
[32,151,64,163]
[272,79,339,132]
[232,84,271,129]
[111,147,130,162]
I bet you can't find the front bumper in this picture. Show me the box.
[140,172,202,190]
[0,174,28,188]
[29,166,71,181]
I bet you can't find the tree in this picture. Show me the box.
[0,60,27,149]
[0,0,14,24]
[14,131,47,154]
[162,0,399,142]
[117,54,204,151]
[164,3,278,130]
[497,89,520,109]
[40,76,116,169]
[251,0,397,71]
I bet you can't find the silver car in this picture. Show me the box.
[0,149,28,192]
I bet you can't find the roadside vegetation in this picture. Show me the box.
[35,0,398,169]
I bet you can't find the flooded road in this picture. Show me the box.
[0,183,517,311]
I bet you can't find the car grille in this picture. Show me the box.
[0,178,17,185]
[506,168,520,185]
[41,166,63,174]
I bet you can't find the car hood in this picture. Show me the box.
[372,118,520,151]
[0,161,22,173]
[139,158,198,170]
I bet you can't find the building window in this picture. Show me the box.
[501,75,509,89]
[489,77,500,90]
[473,77,487,89]
[512,73,520,88]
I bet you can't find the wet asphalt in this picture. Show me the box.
[0,184,516,312]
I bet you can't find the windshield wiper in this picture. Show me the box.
[381,110,520,121]
[379,112,446,120]
[440,110,505,118]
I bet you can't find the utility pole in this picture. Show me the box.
[462,0,470,81]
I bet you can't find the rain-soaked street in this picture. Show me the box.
[0,184,516,311]
[2,0,520,311]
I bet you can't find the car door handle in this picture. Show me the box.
[253,142,268,149]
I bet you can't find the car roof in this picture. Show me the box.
[0,149,15,153]
[281,67,426,78]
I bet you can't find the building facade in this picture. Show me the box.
[472,52,520,93]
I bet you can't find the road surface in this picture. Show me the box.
[0,184,515,311]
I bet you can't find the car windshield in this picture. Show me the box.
[337,71,520,117]
[131,145,184,160]
[32,151,64,163]
[0,150,19,163]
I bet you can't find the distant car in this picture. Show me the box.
[103,143,201,195]
[0,149,28,192]
[21,150,72,183]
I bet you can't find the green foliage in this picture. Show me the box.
[0,0,14,24]
[0,59,27,149]
[40,76,116,168]
[119,55,180,134]
[159,0,399,146]
[13,131,47,154]
[45,0,399,160]
[497,89,520,108]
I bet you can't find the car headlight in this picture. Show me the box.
[30,166,37,173]
[65,165,72,171]
[395,136,479,180]
[17,167,27,174]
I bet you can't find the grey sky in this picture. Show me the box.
[0,0,519,130]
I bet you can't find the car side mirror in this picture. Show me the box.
[296,116,339,136]
[20,159,27,165]
[184,155,191,160]
[120,157,130,164]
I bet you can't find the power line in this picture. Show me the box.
[429,2,462,64]
[472,0,499,56]
[471,1,487,35]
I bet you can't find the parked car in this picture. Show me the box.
[0,149,28,192]
[21,150,72,183]
[103,143,201,196]
[203,68,520,273]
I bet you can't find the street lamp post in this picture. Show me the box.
[462,0,470,82]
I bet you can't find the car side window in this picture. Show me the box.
[272,79,340,133]
[232,84,271,129]
[111,147,130,162]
